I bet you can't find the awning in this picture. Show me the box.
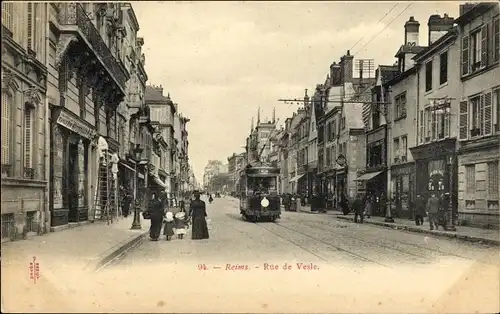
[289,173,305,183]
[119,160,136,172]
[356,171,383,181]
[150,172,167,189]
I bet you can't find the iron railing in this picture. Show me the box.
[25,212,39,233]
[57,3,128,92]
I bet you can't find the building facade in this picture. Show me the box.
[2,2,49,239]
[455,3,499,228]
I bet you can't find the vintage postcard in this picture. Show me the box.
[1,1,499,313]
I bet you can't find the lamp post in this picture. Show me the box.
[445,155,456,231]
[131,144,144,230]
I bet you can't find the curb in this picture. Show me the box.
[336,216,500,246]
[85,231,149,272]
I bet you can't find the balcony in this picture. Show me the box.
[55,3,129,94]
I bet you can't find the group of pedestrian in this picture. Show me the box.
[413,193,450,231]
[143,190,210,241]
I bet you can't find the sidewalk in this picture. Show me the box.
[336,215,500,246]
[1,215,149,307]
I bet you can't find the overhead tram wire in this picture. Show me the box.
[348,3,400,52]
[353,3,413,55]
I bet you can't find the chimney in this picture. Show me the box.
[428,14,454,45]
[330,62,342,86]
[404,16,420,46]
[158,84,163,95]
[340,50,354,84]
[459,3,476,16]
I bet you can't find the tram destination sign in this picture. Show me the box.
[246,167,280,176]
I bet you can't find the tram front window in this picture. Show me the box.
[248,177,277,195]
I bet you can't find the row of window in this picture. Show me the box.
[417,101,451,144]
[323,142,347,168]
[1,90,35,178]
[459,89,500,140]
[424,50,448,93]
[461,17,500,77]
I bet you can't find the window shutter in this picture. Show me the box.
[481,25,488,68]
[493,17,500,63]
[24,109,33,168]
[479,94,485,135]
[484,92,492,135]
[1,92,11,165]
[461,35,469,75]
[459,101,468,140]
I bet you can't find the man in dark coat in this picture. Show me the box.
[352,194,364,223]
[414,194,426,226]
[189,190,209,240]
[426,193,440,230]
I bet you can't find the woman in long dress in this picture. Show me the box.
[189,191,209,240]
[147,193,164,241]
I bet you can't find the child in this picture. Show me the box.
[163,211,175,241]
[174,210,188,239]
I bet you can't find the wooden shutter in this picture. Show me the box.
[24,109,33,168]
[459,101,468,140]
[461,35,469,76]
[479,94,485,135]
[484,92,492,135]
[494,17,500,63]
[1,92,11,165]
[480,25,488,68]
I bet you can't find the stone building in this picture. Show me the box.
[227,152,246,195]
[245,108,277,163]
[384,16,426,218]
[454,3,499,228]
[2,2,49,239]
[47,3,132,229]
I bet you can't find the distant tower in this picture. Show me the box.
[251,117,254,131]
[257,107,261,124]
[272,107,276,123]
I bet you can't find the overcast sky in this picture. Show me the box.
[132,1,462,182]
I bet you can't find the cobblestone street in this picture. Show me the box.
[8,197,492,313]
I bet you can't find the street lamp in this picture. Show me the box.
[131,144,144,230]
[445,155,457,231]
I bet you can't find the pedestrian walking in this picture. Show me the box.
[426,193,440,230]
[414,194,426,226]
[364,194,373,218]
[174,209,189,240]
[353,194,364,223]
[340,193,350,215]
[121,189,132,218]
[208,194,213,204]
[189,190,209,240]
[163,211,175,241]
[147,192,165,241]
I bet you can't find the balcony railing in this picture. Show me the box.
[57,3,128,92]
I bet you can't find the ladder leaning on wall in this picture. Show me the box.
[92,153,116,224]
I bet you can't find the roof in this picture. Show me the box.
[394,45,426,58]
[145,86,167,103]
[378,65,399,84]
[454,3,497,25]
[413,27,458,62]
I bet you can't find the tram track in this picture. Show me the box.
[293,218,498,265]
[253,219,392,268]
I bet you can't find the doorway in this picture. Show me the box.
[67,141,79,222]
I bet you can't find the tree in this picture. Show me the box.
[210,172,230,192]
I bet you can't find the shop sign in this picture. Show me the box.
[336,154,347,167]
[430,169,444,176]
[56,110,96,139]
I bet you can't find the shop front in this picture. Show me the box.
[356,169,386,216]
[50,107,97,228]
[390,163,415,219]
[410,138,457,221]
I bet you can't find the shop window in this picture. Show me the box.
[1,91,13,175]
[465,165,476,201]
[23,104,35,179]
